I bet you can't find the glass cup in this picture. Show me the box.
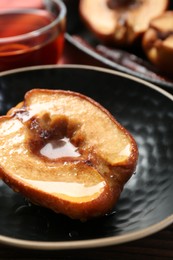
[0,0,66,72]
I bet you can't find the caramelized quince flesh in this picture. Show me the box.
[79,0,169,46]
[142,11,173,75]
[0,89,138,220]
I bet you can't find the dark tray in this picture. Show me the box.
[65,0,173,91]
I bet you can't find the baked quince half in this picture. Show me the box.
[0,89,138,220]
[142,11,173,75]
[79,0,169,46]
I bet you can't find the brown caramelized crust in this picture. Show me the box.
[79,0,169,46]
[0,89,138,220]
[142,11,173,75]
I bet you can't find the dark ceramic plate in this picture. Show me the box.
[65,0,173,91]
[0,65,173,250]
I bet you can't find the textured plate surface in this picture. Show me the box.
[0,65,173,250]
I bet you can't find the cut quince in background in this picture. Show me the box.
[0,89,138,220]
[79,0,169,46]
[142,11,173,75]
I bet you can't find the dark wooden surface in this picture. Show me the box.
[1,38,173,260]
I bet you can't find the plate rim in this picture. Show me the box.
[65,33,173,90]
[0,64,173,250]
[0,64,173,101]
[0,215,173,250]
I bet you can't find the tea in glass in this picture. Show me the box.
[0,0,66,71]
